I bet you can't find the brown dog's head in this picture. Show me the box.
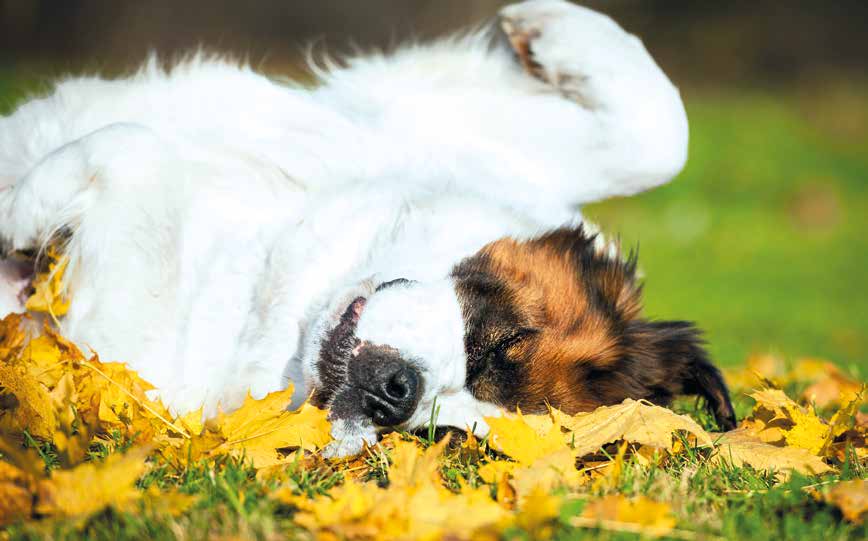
[452,226,735,428]
[309,225,735,456]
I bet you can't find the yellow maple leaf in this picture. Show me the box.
[141,486,199,517]
[576,494,676,538]
[485,410,567,465]
[21,335,68,387]
[203,387,331,468]
[748,388,832,455]
[25,248,70,317]
[284,434,510,540]
[433,485,512,539]
[785,407,832,455]
[0,362,56,439]
[287,478,381,534]
[34,446,150,520]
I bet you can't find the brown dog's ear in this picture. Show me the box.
[624,320,737,430]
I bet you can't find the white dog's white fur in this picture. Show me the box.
[0,1,687,455]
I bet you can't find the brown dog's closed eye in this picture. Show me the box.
[453,225,737,430]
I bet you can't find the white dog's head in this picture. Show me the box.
[303,226,736,456]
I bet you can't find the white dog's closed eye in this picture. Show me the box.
[0,0,698,455]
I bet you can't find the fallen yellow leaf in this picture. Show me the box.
[202,388,331,468]
[511,448,581,503]
[723,353,784,390]
[823,479,867,524]
[0,461,34,526]
[713,428,832,476]
[34,447,150,520]
[515,485,562,539]
[387,437,447,490]
[801,370,863,408]
[748,388,831,455]
[25,248,70,317]
[553,399,713,456]
[0,362,56,439]
[485,409,567,465]
[576,494,676,538]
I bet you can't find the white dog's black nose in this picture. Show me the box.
[350,345,421,426]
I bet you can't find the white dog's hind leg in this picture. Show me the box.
[315,0,687,220]
[497,0,689,198]
[0,124,185,356]
[1,123,174,254]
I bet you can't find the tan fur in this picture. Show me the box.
[479,234,636,413]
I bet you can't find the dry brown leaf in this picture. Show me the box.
[553,399,713,456]
[823,479,868,524]
[713,428,832,476]
[0,313,27,359]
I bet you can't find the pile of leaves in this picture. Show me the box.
[0,267,867,539]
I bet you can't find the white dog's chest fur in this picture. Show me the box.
[130,179,541,415]
[0,1,689,436]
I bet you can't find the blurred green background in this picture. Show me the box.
[586,90,868,373]
[1,1,866,373]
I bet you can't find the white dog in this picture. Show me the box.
[0,1,734,456]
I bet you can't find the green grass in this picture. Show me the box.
[6,395,867,540]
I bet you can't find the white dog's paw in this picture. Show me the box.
[499,0,659,108]
[320,418,378,459]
